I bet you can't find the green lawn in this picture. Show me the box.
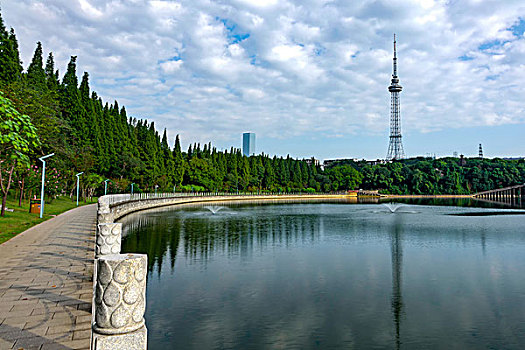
[0,196,96,244]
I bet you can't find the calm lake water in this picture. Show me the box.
[121,199,525,349]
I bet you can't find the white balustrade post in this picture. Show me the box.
[97,196,112,225]
[91,254,148,350]
[96,223,122,257]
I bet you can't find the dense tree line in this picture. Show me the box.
[1,10,524,216]
[325,157,525,195]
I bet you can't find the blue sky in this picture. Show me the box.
[3,0,525,160]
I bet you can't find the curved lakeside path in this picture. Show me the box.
[0,204,96,350]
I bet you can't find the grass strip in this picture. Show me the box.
[0,196,96,244]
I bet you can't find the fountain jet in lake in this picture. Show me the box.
[383,203,405,213]
[204,206,225,215]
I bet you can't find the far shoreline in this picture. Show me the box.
[380,194,474,198]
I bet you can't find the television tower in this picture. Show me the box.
[386,34,405,160]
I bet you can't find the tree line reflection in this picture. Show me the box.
[121,206,321,274]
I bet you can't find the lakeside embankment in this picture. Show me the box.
[382,194,474,198]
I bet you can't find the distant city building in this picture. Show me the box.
[304,157,320,167]
[479,144,483,158]
[366,159,388,166]
[453,151,458,158]
[242,132,255,156]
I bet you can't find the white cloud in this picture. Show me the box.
[78,0,104,19]
[236,0,279,8]
[243,88,265,99]
[271,44,304,62]
[161,60,183,73]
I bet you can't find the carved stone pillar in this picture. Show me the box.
[96,223,122,257]
[97,196,112,224]
[91,254,147,350]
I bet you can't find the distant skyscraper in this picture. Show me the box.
[479,144,483,158]
[243,132,255,156]
[386,34,406,161]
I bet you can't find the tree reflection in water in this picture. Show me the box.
[121,201,323,274]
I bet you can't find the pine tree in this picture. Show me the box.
[60,57,83,126]
[161,129,169,150]
[62,56,79,91]
[26,42,46,91]
[171,135,185,189]
[79,72,90,103]
[8,29,23,80]
[79,72,98,149]
[45,52,59,91]
[0,13,23,85]
[104,103,117,173]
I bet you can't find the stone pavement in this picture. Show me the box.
[0,204,97,350]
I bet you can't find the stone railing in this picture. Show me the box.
[91,191,346,349]
[97,191,344,225]
[92,217,147,349]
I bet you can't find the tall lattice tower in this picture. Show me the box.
[386,34,405,160]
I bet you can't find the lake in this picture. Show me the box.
[121,199,525,349]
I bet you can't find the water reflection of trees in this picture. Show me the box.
[122,215,182,274]
[121,211,320,274]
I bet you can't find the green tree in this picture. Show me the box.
[0,13,23,86]
[45,52,60,91]
[172,135,185,188]
[0,93,40,216]
[325,165,363,191]
[26,42,47,91]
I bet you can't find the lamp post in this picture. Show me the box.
[104,179,110,195]
[155,185,159,195]
[131,183,135,195]
[76,172,84,206]
[38,153,55,218]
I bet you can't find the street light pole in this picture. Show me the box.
[38,153,55,218]
[104,179,109,195]
[155,185,159,195]
[76,172,84,206]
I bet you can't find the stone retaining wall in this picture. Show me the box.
[97,194,343,225]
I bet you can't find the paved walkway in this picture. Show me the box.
[0,204,97,350]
